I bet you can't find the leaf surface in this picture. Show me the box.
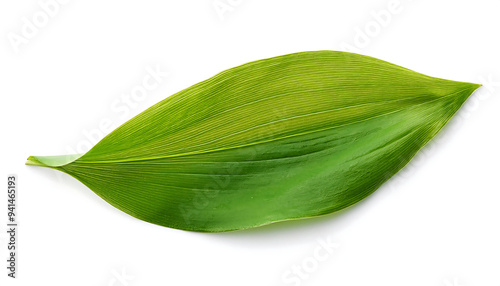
[26,51,480,232]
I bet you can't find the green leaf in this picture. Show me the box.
[26,51,481,232]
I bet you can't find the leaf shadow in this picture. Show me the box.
[196,190,379,249]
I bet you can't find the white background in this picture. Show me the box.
[1,0,499,285]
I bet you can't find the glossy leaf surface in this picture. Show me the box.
[26,51,480,232]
